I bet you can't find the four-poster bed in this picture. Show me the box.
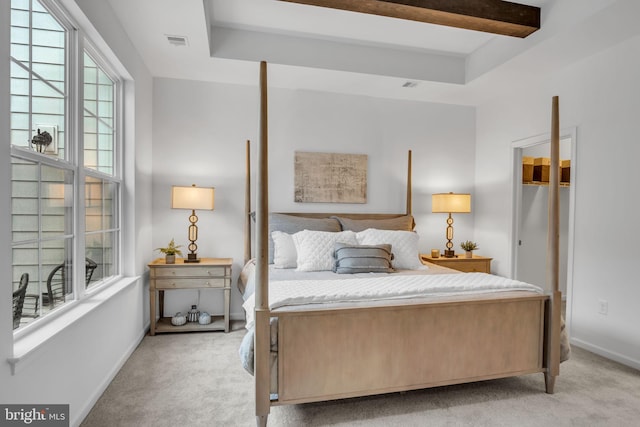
[245,61,565,426]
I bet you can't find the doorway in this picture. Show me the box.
[511,128,576,327]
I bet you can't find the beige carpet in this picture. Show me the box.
[82,323,640,426]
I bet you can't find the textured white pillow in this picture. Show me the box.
[293,230,358,271]
[356,228,424,270]
[271,231,297,268]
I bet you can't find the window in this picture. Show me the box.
[83,50,120,288]
[10,0,121,331]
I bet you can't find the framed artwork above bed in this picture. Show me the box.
[294,151,367,203]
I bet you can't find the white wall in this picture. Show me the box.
[475,34,640,369]
[0,0,154,425]
[152,77,477,318]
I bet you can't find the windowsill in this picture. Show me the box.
[8,275,140,375]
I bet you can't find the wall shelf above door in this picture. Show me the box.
[522,156,571,186]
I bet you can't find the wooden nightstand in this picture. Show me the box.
[148,257,232,335]
[421,253,492,273]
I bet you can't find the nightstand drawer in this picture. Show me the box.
[153,266,227,279]
[154,277,229,289]
[453,261,487,273]
[420,254,492,274]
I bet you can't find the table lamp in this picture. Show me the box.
[432,192,471,258]
[171,184,215,263]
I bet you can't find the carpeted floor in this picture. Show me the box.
[82,323,640,427]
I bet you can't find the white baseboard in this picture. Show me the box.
[570,338,640,371]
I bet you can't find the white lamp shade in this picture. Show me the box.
[171,185,215,210]
[432,193,471,213]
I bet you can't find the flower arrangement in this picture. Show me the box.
[460,240,478,252]
[156,238,183,256]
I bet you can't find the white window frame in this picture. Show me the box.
[81,41,123,295]
[9,0,124,339]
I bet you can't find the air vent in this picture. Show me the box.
[402,81,418,88]
[166,35,188,47]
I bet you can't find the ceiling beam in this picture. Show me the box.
[278,0,541,38]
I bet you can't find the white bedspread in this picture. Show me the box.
[243,272,543,329]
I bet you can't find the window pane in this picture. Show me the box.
[41,238,74,311]
[41,165,74,238]
[12,242,39,329]
[10,0,67,161]
[85,177,117,232]
[11,157,38,243]
[85,231,116,288]
[84,52,115,174]
[85,176,102,232]
[85,175,119,289]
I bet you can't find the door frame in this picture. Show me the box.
[510,127,577,333]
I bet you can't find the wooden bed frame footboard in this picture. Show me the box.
[251,61,562,426]
[274,292,548,405]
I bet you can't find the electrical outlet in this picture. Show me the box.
[598,299,608,315]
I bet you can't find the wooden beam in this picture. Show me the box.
[279,0,540,38]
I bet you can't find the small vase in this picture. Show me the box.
[465,251,473,259]
[165,254,175,264]
[187,305,200,322]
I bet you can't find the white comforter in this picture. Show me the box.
[243,272,543,329]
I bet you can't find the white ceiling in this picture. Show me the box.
[106,0,639,105]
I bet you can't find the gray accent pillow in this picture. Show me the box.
[268,214,341,263]
[333,242,395,274]
[332,215,414,232]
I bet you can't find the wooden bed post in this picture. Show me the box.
[244,140,252,264]
[545,95,562,393]
[255,61,271,425]
[406,150,412,216]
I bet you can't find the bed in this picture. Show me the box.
[244,61,566,426]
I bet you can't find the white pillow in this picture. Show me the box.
[271,231,297,268]
[293,230,358,271]
[356,228,425,270]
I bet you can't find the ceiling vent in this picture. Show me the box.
[402,81,418,88]
[166,35,188,47]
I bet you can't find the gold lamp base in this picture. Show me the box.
[184,253,200,263]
